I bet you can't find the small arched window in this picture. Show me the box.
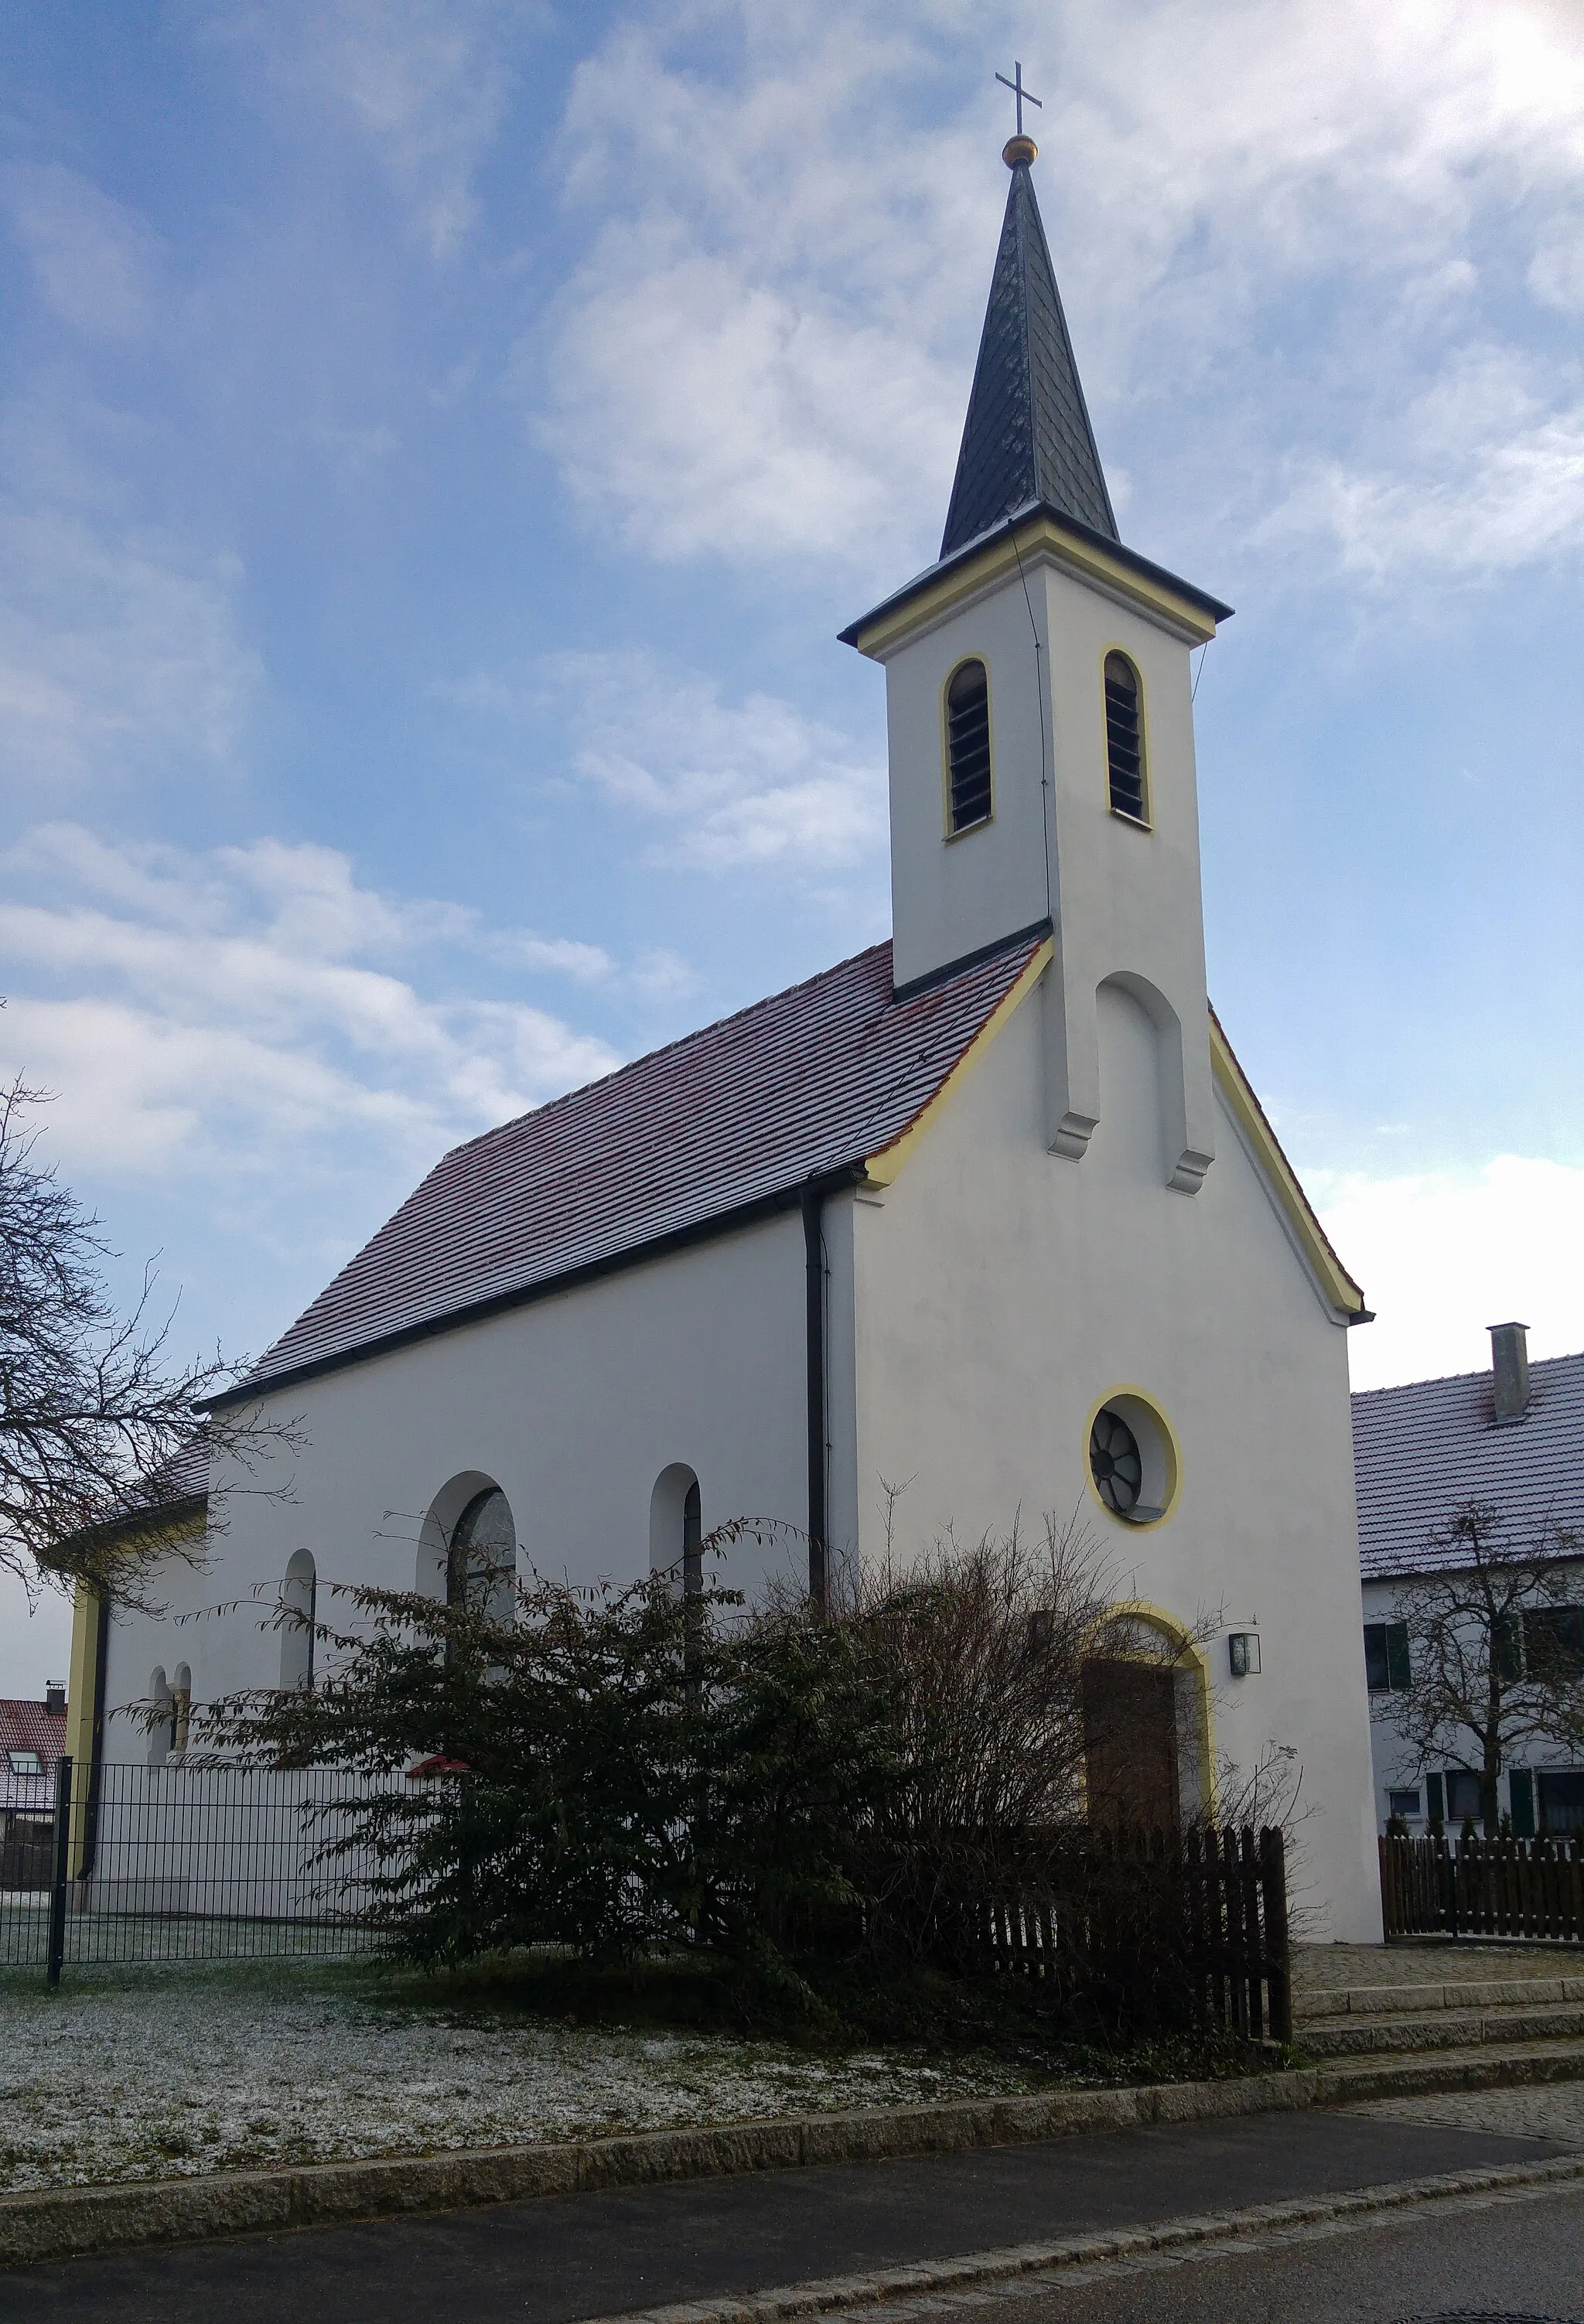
[447,1487,516,1619]
[1104,653,1147,823]
[148,1667,172,1768]
[945,660,992,834]
[280,1550,316,1691]
[171,1662,193,1755]
[650,1464,703,1596]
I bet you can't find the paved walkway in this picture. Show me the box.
[3,2107,1572,2324]
[1295,1940,1572,2001]
[1345,2075,1584,2148]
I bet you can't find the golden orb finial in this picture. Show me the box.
[1002,134,1038,168]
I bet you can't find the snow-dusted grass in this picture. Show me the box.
[0,1958,1044,2193]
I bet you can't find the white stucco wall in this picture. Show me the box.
[1360,1572,1584,1831]
[848,976,1383,1942]
[101,1211,819,1746]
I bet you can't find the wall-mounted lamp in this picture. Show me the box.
[1228,1631,1261,1679]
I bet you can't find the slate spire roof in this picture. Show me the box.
[940,145,1118,559]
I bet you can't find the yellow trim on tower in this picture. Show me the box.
[1209,1008,1367,1319]
[849,513,1222,661]
[863,937,1053,1189]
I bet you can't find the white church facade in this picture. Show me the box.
[70,131,1384,1942]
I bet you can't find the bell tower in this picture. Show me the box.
[840,125,1234,1195]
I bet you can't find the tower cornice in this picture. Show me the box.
[839,504,1232,661]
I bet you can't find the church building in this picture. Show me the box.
[70,129,1384,1941]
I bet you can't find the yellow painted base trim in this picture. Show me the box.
[863,938,1053,1188]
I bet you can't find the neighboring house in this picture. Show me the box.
[1356,1323,1584,1835]
[70,134,1384,1940]
[0,1688,69,1889]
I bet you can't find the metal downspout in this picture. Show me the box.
[801,1182,828,1612]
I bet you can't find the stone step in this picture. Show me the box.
[1318,2036,1584,2104]
[1301,2001,1584,2057]
[1295,1973,1584,2022]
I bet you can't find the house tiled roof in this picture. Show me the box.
[0,1699,68,1812]
[234,930,1049,1398]
[1354,1351,1584,1582]
[940,154,1116,557]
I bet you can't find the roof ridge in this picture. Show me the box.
[1353,1347,1584,1404]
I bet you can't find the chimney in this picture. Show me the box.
[44,1681,66,1715]
[1490,1322,1531,1421]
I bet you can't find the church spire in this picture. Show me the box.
[939,133,1118,559]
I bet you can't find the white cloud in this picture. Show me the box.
[529,0,1584,591]
[1257,351,1584,584]
[214,0,534,260]
[2,162,158,338]
[0,824,620,1191]
[0,403,262,793]
[1316,1155,1584,1391]
[548,652,886,875]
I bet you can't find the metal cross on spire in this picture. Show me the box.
[995,61,1043,138]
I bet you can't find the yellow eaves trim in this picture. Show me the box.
[849,513,1222,660]
[863,938,1053,1188]
[1210,1005,1367,1320]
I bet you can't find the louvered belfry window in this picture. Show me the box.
[1104,653,1147,822]
[946,659,992,833]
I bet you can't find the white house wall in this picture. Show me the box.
[850,976,1383,1943]
[1360,1573,1584,1830]
[101,1211,817,1744]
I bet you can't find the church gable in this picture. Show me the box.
[226,927,1048,1401]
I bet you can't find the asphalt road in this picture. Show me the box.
[970,2178,1584,2324]
[2,2110,1576,2324]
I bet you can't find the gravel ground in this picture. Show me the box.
[0,1960,1043,2194]
[1343,2080,1584,2144]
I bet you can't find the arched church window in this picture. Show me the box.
[945,660,992,834]
[1104,653,1147,824]
[148,1667,173,1768]
[447,1487,516,1617]
[682,1478,702,1599]
[649,1464,703,1595]
[171,1662,193,1755]
[280,1549,317,1691]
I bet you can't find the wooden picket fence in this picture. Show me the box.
[1380,1830,1584,1943]
[955,1824,1292,2041]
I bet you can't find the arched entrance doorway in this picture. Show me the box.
[1081,1606,1213,1834]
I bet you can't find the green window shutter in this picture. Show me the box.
[1510,1766,1536,1838]
[1425,1772,1445,1824]
[1386,1622,1411,1690]
[1495,1613,1524,1683]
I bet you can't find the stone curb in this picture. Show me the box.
[1316,2039,1584,2102]
[579,2155,1584,2324]
[2,2073,1318,2270]
[1300,1975,1584,2018]
[2,2043,1580,2274]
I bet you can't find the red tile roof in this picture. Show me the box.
[0,1700,68,1761]
[236,930,1047,1397]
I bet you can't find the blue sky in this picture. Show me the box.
[3,0,1583,1688]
